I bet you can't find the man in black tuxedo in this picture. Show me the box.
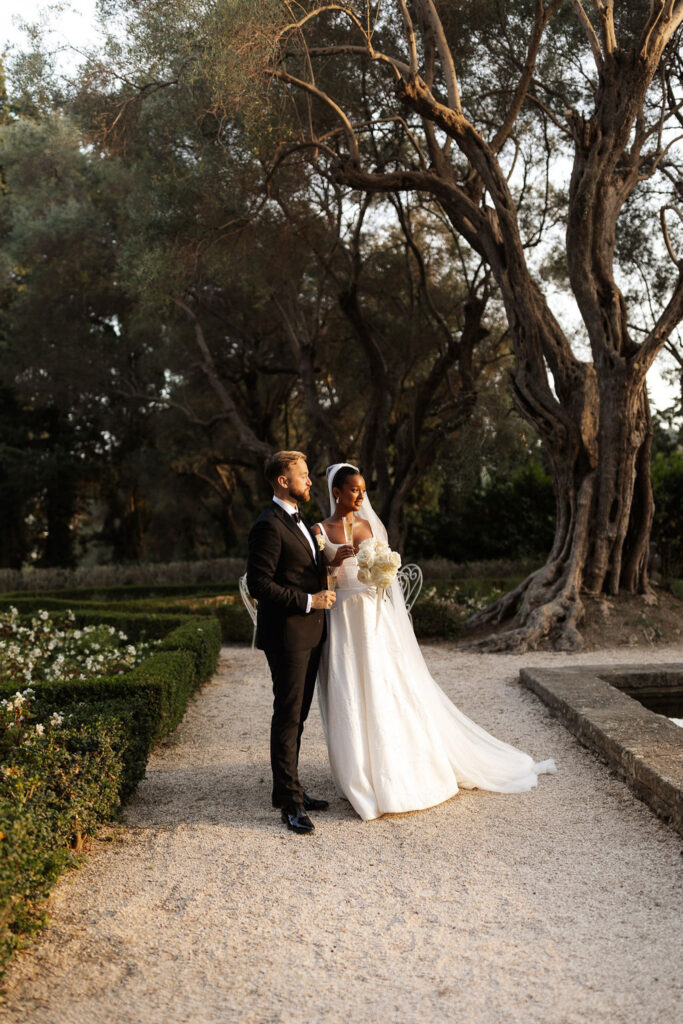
[247,451,336,834]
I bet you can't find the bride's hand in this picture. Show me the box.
[330,544,355,567]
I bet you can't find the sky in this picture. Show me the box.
[1,1,102,64]
[1,0,680,415]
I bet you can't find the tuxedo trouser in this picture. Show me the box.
[265,642,322,807]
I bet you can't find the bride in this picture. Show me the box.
[312,462,555,822]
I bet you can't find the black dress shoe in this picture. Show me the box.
[272,792,329,811]
[302,792,329,812]
[281,804,315,834]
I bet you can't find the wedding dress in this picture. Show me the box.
[316,463,556,822]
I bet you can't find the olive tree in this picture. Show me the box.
[251,0,683,649]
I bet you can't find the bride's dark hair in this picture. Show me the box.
[331,465,361,492]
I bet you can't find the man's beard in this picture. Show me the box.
[288,484,310,504]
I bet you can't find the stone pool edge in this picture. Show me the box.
[519,663,683,835]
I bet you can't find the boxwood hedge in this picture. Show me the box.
[0,613,221,980]
[0,595,252,643]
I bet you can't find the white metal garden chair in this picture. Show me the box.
[238,573,258,650]
[397,563,423,618]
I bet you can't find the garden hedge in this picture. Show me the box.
[1,576,525,645]
[1,581,238,602]
[411,596,464,641]
[0,713,125,971]
[0,613,221,980]
[0,594,252,643]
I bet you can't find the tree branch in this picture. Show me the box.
[634,271,683,371]
[173,299,271,457]
[569,0,603,69]
[398,0,419,76]
[414,0,462,112]
[269,68,361,162]
[490,0,563,154]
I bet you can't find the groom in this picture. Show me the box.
[247,451,336,834]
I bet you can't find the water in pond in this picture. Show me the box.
[622,688,683,728]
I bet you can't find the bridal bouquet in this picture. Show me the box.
[356,538,401,597]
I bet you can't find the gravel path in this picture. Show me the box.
[3,643,682,1024]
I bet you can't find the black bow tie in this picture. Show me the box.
[292,510,302,524]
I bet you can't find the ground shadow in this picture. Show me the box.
[121,760,359,831]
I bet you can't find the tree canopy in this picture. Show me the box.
[1,3,682,650]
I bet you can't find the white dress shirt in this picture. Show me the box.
[272,497,315,613]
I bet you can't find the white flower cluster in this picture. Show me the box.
[356,538,401,591]
[422,585,503,614]
[0,686,68,745]
[0,609,158,686]
[1,687,35,714]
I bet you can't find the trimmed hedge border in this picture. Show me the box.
[0,572,532,646]
[0,590,461,644]
[0,613,221,979]
[1,582,238,602]
[0,596,252,644]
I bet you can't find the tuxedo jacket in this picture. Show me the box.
[246,503,325,653]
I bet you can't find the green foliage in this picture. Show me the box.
[0,595,249,642]
[408,459,555,562]
[0,606,160,687]
[4,582,238,601]
[0,611,220,979]
[651,451,683,578]
[0,561,246,595]
[159,618,222,686]
[411,597,464,642]
[0,600,189,640]
[410,580,507,640]
[0,691,124,971]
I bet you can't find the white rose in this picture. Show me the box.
[356,545,374,569]
[316,534,326,552]
[390,551,401,568]
[357,568,373,584]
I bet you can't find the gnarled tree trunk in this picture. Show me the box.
[469,366,655,650]
[264,0,683,648]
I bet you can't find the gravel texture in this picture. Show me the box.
[2,642,682,1024]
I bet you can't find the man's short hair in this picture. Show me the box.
[264,450,307,489]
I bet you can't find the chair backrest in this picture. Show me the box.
[397,563,423,613]
[238,573,258,627]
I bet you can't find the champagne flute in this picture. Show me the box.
[326,568,338,592]
[343,515,354,547]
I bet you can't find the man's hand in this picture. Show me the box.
[311,590,337,610]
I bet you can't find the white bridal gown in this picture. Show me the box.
[316,524,555,822]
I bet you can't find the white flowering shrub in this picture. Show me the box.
[0,607,159,686]
[410,584,504,640]
[421,585,503,615]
